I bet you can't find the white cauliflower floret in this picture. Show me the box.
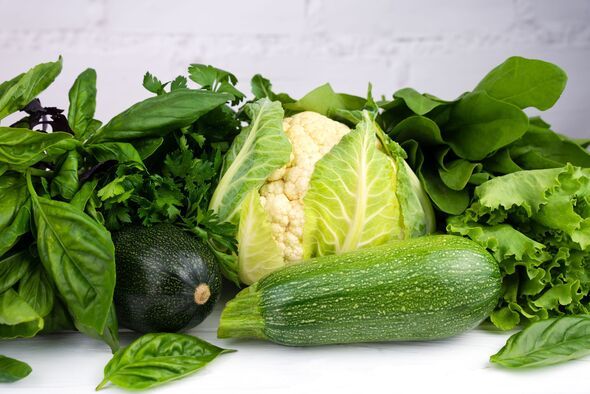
[259,111,350,262]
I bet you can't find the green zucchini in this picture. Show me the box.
[218,235,501,346]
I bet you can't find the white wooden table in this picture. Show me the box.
[3,289,589,394]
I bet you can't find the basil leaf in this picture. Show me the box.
[96,333,234,391]
[70,179,98,211]
[133,137,163,159]
[0,127,73,167]
[27,173,116,338]
[85,142,144,165]
[68,68,97,138]
[90,89,231,143]
[40,298,74,334]
[0,199,31,257]
[0,355,32,383]
[0,174,28,231]
[50,150,80,200]
[0,57,62,120]
[445,91,529,161]
[0,251,32,294]
[491,315,590,368]
[0,289,44,339]
[18,263,54,317]
[475,56,567,111]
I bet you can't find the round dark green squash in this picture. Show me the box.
[113,223,221,333]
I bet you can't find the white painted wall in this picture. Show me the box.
[1,0,589,137]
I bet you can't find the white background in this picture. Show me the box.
[2,1,590,393]
[1,0,590,138]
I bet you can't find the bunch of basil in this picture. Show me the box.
[0,58,233,377]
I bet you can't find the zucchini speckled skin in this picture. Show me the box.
[218,235,501,346]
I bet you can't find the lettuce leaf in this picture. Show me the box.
[447,165,590,330]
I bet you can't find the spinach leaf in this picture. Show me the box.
[445,91,529,161]
[0,289,44,339]
[0,251,32,293]
[18,263,54,317]
[491,315,590,368]
[50,150,80,200]
[284,83,365,118]
[68,68,97,138]
[0,355,32,383]
[393,88,448,116]
[392,115,444,145]
[89,89,231,143]
[0,57,62,120]
[475,56,567,111]
[26,172,116,340]
[96,333,234,390]
[0,127,73,168]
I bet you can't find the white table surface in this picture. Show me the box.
[3,287,589,394]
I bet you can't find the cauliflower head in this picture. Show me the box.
[259,111,350,263]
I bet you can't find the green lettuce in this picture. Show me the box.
[447,165,590,330]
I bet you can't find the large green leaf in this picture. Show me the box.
[445,91,529,161]
[303,111,402,258]
[237,189,284,285]
[475,56,567,111]
[0,289,44,339]
[491,315,590,368]
[91,89,230,142]
[27,174,116,339]
[0,199,31,257]
[209,98,291,224]
[0,57,62,120]
[96,333,234,390]
[68,68,97,138]
[393,88,448,116]
[0,127,73,168]
[0,355,32,383]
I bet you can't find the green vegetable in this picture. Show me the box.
[303,111,404,257]
[474,56,567,110]
[113,223,221,333]
[209,98,291,224]
[67,68,97,138]
[96,333,234,391]
[491,315,590,368]
[218,235,501,345]
[0,289,44,339]
[27,172,116,342]
[88,89,231,143]
[382,56,585,216]
[447,165,590,329]
[0,57,62,120]
[0,355,32,383]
